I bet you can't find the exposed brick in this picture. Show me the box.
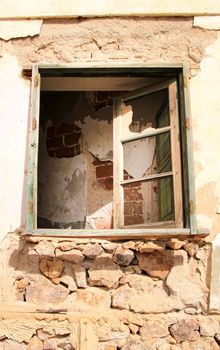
[48,150,56,157]
[126,182,142,188]
[74,144,81,155]
[47,126,55,139]
[124,215,144,226]
[133,202,143,215]
[104,177,113,190]
[93,158,112,166]
[64,132,81,146]
[46,136,63,150]
[56,122,74,136]
[96,165,113,178]
[124,202,132,216]
[124,188,143,201]
[95,217,113,229]
[56,146,75,158]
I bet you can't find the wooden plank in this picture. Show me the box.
[169,81,183,228]
[183,62,197,234]
[35,62,184,70]
[121,171,173,185]
[177,73,190,228]
[33,73,40,230]
[123,220,175,229]
[113,98,124,228]
[26,65,40,233]
[122,78,175,102]
[32,228,191,237]
[121,126,171,144]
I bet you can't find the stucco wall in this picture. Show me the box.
[0,16,220,349]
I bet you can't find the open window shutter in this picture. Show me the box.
[26,65,41,232]
[113,79,183,229]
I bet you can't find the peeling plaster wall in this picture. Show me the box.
[0,54,30,236]
[0,14,220,349]
[190,32,220,239]
[0,17,218,236]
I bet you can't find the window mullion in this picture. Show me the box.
[169,81,183,228]
[113,98,124,228]
[120,171,173,186]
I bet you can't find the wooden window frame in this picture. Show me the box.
[25,62,205,238]
[113,79,183,230]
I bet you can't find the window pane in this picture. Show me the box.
[123,132,171,180]
[123,177,174,226]
[121,88,169,141]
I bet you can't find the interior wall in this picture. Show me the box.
[38,86,167,228]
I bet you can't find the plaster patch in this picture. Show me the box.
[0,20,42,41]
[194,16,220,30]
[0,54,29,237]
[76,116,113,161]
[209,233,220,311]
[196,214,213,230]
[190,34,220,205]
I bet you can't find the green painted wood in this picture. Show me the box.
[121,171,173,185]
[26,65,40,233]
[156,97,174,221]
[122,78,175,102]
[177,73,190,228]
[35,62,184,70]
[121,126,171,144]
[182,62,197,234]
[32,228,191,237]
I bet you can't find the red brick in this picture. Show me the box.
[124,188,143,201]
[46,136,63,150]
[56,123,74,136]
[56,146,75,158]
[47,126,55,139]
[94,217,113,229]
[124,202,132,216]
[126,182,142,188]
[64,133,81,146]
[74,144,81,155]
[96,165,113,178]
[48,150,56,157]
[124,215,144,226]
[133,202,143,215]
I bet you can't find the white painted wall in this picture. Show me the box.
[0,54,30,239]
[190,33,220,235]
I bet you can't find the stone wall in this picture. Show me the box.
[0,234,219,349]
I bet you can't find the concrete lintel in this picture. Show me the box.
[1,0,220,19]
[209,233,220,313]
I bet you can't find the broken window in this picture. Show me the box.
[26,65,196,235]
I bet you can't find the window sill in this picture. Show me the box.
[27,228,209,240]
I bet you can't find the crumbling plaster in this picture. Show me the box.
[190,32,220,238]
[0,17,219,238]
[0,20,42,41]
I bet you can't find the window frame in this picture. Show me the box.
[26,62,200,238]
[113,79,183,230]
